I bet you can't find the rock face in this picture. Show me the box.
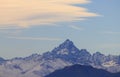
[0,39,120,77]
[0,57,6,64]
[45,64,120,77]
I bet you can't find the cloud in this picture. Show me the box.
[8,36,62,41]
[69,25,84,30]
[0,0,99,28]
[0,26,24,30]
[102,31,120,34]
[98,44,120,48]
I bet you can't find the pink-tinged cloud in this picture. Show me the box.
[0,0,99,28]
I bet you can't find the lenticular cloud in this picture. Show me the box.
[0,0,98,28]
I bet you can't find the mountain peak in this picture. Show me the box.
[65,39,72,42]
[59,39,74,49]
[51,39,79,54]
[63,39,73,45]
[93,52,104,56]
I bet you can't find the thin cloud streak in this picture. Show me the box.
[98,44,120,48]
[0,26,25,30]
[69,25,84,31]
[102,31,120,34]
[8,36,62,41]
[0,0,99,29]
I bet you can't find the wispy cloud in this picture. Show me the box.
[0,26,25,30]
[0,0,99,29]
[98,44,120,48]
[102,31,120,34]
[69,25,84,31]
[8,36,62,41]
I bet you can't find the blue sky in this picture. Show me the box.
[0,0,120,59]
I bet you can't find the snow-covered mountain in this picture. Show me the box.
[0,39,120,77]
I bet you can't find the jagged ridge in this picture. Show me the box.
[0,39,120,77]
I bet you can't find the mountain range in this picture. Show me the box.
[0,39,120,77]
